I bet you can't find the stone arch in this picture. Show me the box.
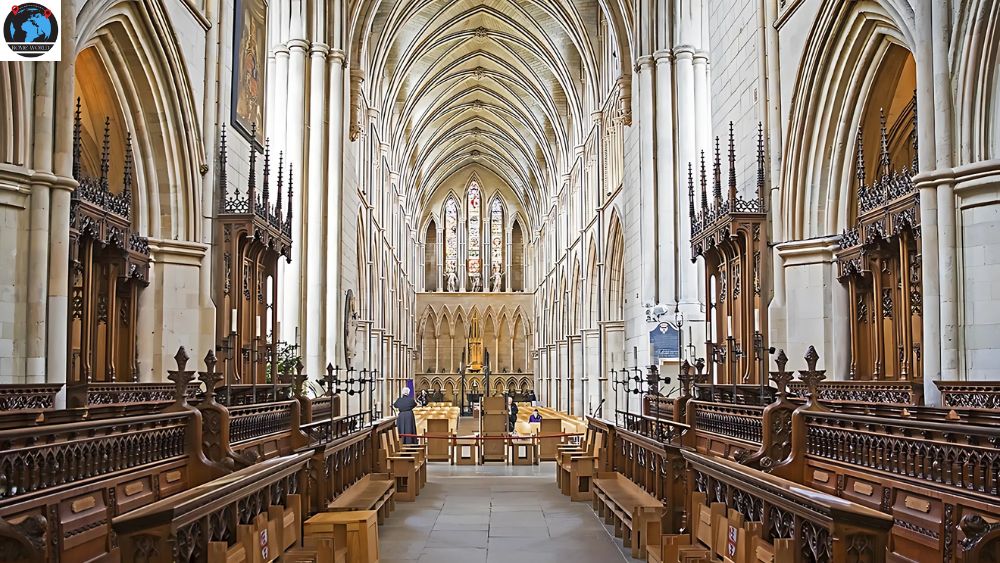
[75,0,205,240]
[954,0,1000,161]
[585,236,599,328]
[605,210,625,321]
[781,1,916,239]
[0,63,26,165]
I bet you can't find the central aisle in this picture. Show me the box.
[379,462,632,563]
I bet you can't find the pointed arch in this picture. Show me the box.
[782,1,916,239]
[605,210,625,321]
[75,0,206,240]
[586,236,599,328]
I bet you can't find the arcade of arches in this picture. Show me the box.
[1,0,1000,562]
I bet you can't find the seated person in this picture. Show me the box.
[528,409,542,423]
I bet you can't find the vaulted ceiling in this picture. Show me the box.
[351,0,608,230]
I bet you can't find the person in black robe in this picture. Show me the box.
[393,388,418,444]
[506,396,519,434]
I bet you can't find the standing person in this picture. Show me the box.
[393,388,418,445]
[506,396,519,434]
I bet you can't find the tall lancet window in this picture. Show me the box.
[466,180,482,288]
[489,197,505,290]
[444,196,459,291]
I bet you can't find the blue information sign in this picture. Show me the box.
[649,324,680,361]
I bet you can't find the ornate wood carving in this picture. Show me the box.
[689,123,770,385]
[214,125,293,390]
[837,104,922,381]
[67,100,149,401]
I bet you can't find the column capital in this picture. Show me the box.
[635,55,655,71]
[653,49,674,64]
[327,48,347,65]
[310,42,330,57]
[673,45,696,59]
[693,50,710,64]
[287,38,310,52]
[591,110,603,123]
[273,45,290,58]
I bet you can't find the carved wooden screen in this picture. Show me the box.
[836,107,922,380]
[689,124,769,385]
[68,101,149,392]
[215,126,293,385]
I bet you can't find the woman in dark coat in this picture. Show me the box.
[393,388,418,444]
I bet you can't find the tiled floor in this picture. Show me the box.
[378,462,634,563]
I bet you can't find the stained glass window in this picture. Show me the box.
[467,180,481,287]
[490,198,504,289]
[444,197,459,290]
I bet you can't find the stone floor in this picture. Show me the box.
[378,462,634,563]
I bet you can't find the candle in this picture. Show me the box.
[231,309,237,333]
[754,308,760,331]
[727,315,733,335]
[257,315,262,334]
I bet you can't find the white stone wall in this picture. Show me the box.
[0,186,28,382]
[961,203,1000,379]
[708,0,762,191]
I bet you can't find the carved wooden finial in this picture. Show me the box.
[285,162,294,226]
[274,150,284,220]
[797,346,826,406]
[756,122,765,202]
[167,347,196,407]
[247,123,258,207]
[699,151,708,212]
[325,363,336,396]
[728,122,737,204]
[694,357,707,384]
[200,350,224,403]
[100,116,111,189]
[855,123,866,189]
[261,138,271,214]
[946,409,961,421]
[293,360,307,398]
[678,360,694,397]
[123,132,134,207]
[878,108,890,177]
[174,346,190,372]
[713,136,722,206]
[72,98,82,180]
[218,124,229,211]
[687,163,696,224]
[769,349,793,399]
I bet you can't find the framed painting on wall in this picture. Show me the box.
[232,0,267,148]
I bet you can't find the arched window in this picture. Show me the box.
[466,180,482,287]
[489,197,504,290]
[444,196,459,291]
[510,220,524,291]
[424,220,438,291]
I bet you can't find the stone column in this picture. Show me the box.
[654,50,677,307]
[637,55,658,305]
[436,226,444,291]
[26,62,54,382]
[47,12,78,385]
[324,49,346,370]
[673,46,699,309]
[693,51,711,158]
[303,41,330,377]
[281,37,308,342]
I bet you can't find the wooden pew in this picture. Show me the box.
[680,450,894,563]
[114,452,311,562]
[0,356,226,563]
[592,472,664,559]
[556,418,612,500]
[376,422,425,502]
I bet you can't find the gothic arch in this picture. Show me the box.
[605,210,625,320]
[782,1,916,239]
[954,0,1000,161]
[75,0,205,240]
[585,236,599,328]
[0,63,26,165]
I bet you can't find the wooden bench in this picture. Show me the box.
[557,427,604,500]
[304,510,379,563]
[592,471,664,559]
[282,536,345,563]
[378,429,425,501]
[326,474,395,524]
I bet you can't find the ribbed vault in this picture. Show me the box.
[350,0,614,228]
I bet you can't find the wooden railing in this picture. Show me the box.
[616,410,688,445]
[936,381,1000,410]
[684,450,893,563]
[611,421,687,532]
[113,451,312,562]
[228,401,295,444]
[787,380,922,406]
